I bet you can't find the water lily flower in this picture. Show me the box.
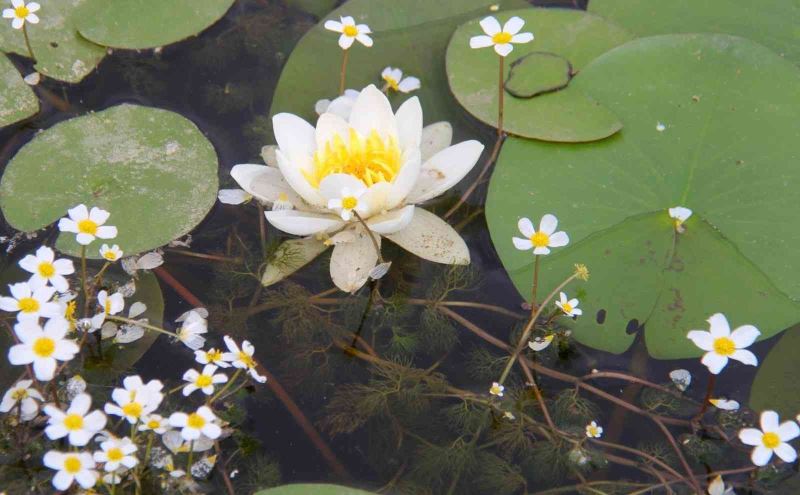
[94,436,138,472]
[169,406,221,441]
[182,364,228,396]
[99,244,123,262]
[175,309,208,350]
[555,292,582,317]
[222,335,267,383]
[44,393,107,446]
[669,206,692,233]
[218,188,252,205]
[315,89,360,119]
[90,290,125,329]
[512,214,570,255]
[0,379,43,420]
[585,421,603,438]
[0,281,61,321]
[9,318,78,380]
[324,16,372,49]
[2,0,39,30]
[528,334,554,352]
[469,16,533,57]
[707,475,735,495]
[18,246,74,292]
[104,376,163,424]
[138,414,170,434]
[687,313,759,374]
[43,450,97,491]
[709,398,740,411]
[739,410,799,466]
[381,67,420,94]
[489,382,504,397]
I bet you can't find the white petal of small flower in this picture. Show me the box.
[528,334,554,352]
[57,204,117,245]
[43,450,98,491]
[709,398,740,411]
[99,244,123,262]
[43,393,107,447]
[585,421,603,438]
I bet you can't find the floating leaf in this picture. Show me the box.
[0,104,219,258]
[486,34,800,358]
[445,8,632,142]
[254,484,377,495]
[503,52,572,99]
[0,55,38,127]
[78,0,235,50]
[750,327,800,418]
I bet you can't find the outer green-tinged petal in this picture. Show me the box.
[330,230,378,292]
[261,237,329,287]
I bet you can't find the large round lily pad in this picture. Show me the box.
[445,8,633,142]
[78,0,235,50]
[255,484,376,495]
[270,0,530,125]
[589,0,800,65]
[0,104,219,258]
[750,327,800,418]
[0,54,38,127]
[486,34,800,358]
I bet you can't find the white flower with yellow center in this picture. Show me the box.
[8,318,78,380]
[686,313,759,375]
[739,410,799,466]
[323,16,372,49]
[555,292,582,318]
[222,335,267,383]
[512,214,570,255]
[528,334,554,352]
[90,290,125,329]
[104,375,163,424]
[94,436,138,472]
[709,398,740,411]
[325,180,368,221]
[707,475,735,495]
[469,16,533,57]
[315,89,359,119]
[57,204,118,245]
[233,85,483,292]
[99,244,123,262]
[669,206,692,233]
[182,364,228,396]
[195,347,230,368]
[44,393,107,446]
[0,379,43,420]
[18,246,74,292]
[585,421,603,438]
[169,406,221,441]
[175,309,208,350]
[0,281,61,321]
[489,382,504,397]
[43,450,97,491]
[138,413,170,434]
[2,0,39,30]
[381,67,420,94]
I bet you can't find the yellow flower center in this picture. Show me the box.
[77,219,98,235]
[122,401,143,418]
[239,351,256,369]
[63,456,82,474]
[38,262,55,278]
[712,337,736,356]
[104,299,112,315]
[530,231,550,248]
[147,419,160,429]
[18,297,40,313]
[11,388,28,401]
[383,75,399,91]
[65,300,77,329]
[63,413,84,431]
[206,350,223,362]
[196,374,213,388]
[343,25,358,37]
[107,447,124,462]
[492,32,512,44]
[32,337,55,357]
[561,302,573,313]
[103,251,117,261]
[762,432,781,449]
[490,385,502,395]
[587,426,599,436]
[341,196,358,210]
[187,412,206,429]
[306,129,402,188]
[15,6,29,18]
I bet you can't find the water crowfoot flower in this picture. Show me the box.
[18,246,74,292]
[182,364,228,396]
[44,393,107,446]
[512,214,570,255]
[687,313,759,374]
[90,289,125,329]
[585,421,603,438]
[707,475,735,495]
[94,436,138,471]
[99,244,123,261]
[381,67,421,93]
[489,382,504,397]
[469,16,533,57]
[555,292,582,317]
[0,379,43,420]
[57,204,117,245]
[323,16,373,49]
[0,281,61,321]
[323,177,368,221]
[8,318,78,380]
[738,410,800,466]
[222,335,267,383]
[104,375,163,424]
[2,0,39,30]
[176,309,208,350]
[669,206,692,233]
[43,451,97,491]
[138,414,170,434]
[195,347,230,368]
[169,406,221,441]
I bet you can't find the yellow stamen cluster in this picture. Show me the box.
[77,219,98,235]
[383,75,399,91]
[38,262,55,278]
[122,402,143,418]
[63,414,84,431]
[107,448,124,462]
[15,6,29,18]
[33,337,55,357]
[11,388,28,401]
[305,129,401,188]
[492,32,512,44]
[343,25,358,37]
[712,337,735,356]
[561,302,573,313]
[530,231,550,248]
[196,375,213,388]
[187,413,206,429]
[574,264,589,281]
[63,456,82,474]
[238,351,256,369]
[18,297,39,313]
[762,432,780,449]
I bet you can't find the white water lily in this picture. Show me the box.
[687,313,759,375]
[381,67,420,93]
[43,450,97,491]
[169,406,221,441]
[0,281,61,321]
[0,379,43,420]
[99,244,123,262]
[94,436,138,472]
[512,214,569,255]
[44,393,107,446]
[9,318,78,380]
[739,410,799,466]
[709,398,740,411]
[182,364,228,396]
[104,376,163,424]
[2,0,39,30]
[57,204,117,245]
[555,292,581,317]
[528,334,554,352]
[469,16,533,57]
[18,246,74,292]
[232,85,483,292]
[324,16,372,49]
[222,335,266,383]
[176,309,208,350]
[585,421,603,438]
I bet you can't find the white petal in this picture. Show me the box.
[218,189,250,205]
[707,313,731,338]
[398,77,421,93]
[330,231,379,293]
[339,34,355,49]
[548,231,569,248]
[52,471,74,491]
[517,217,534,237]
[315,112,351,152]
[230,164,301,206]
[738,428,763,446]
[25,13,38,24]
[687,330,714,351]
[512,237,532,250]
[385,208,469,265]
[778,421,800,441]
[751,445,773,466]
[323,20,343,32]
[479,16,501,36]
[355,33,373,47]
[358,182,392,215]
[96,226,118,239]
[274,149,324,207]
[33,358,57,380]
[405,140,484,204]
[272,112,316,173]
[469,35,494,49]
[395,96,422,153]
[89,207,110,225]
[494,43,513,57]
[511,32,534,44]
[348,85,397,142]
[420,122,452,162]
[701,352,727,374]
[761,411,780,432]
[27,2,40,12]
[2,9,14,18]
[730,349,758,367]
[730,325,760,348]
[366,205,415,234]
[774,443,798,463]
[503,16,525,35]
[387,149,421,209]
[539,214,558,235]
[264,210,344,236]
[319,174,366,202]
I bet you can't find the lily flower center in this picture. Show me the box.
[63,456,82,474]
[77,219,98,235]
[492,32,512,44]
[18,297,40,313]
[63,413,84,431]
[32,337,55,357]
[343,25,358,37]
[530,232,550,248]
[122,401,143,418]
[307,129,401,188]
[762,432,780,449]
[196,374,213,388]
[15,6,29,18]
[712,337,735,356]
[187,412,206,429]
[38,262,55,278]
[107,447,124,462]
[341,196,358,210]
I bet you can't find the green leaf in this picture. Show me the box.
[77,0,235,50]
[589,0,800,65]
[0,0,106,83]
[503,52,572,99]
[254,484,377,495]
[750,327,800,417]
[270,0,530,124]
[445,8,633,142]
[0,104,219,258]
[486,34,800,358]
[0,54,38,127]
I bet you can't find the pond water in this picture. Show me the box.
[1,0,799,494]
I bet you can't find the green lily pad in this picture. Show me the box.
[0,54,38,127]
[78,0,235,50]
[254,484,377,495]
[589,0,800,65]
[270,0,530,125]
[504,52,572,98]
[445,8,633,142]
[750,327,800,419]
[0,104,219,258]
[486,34,800,358]
[0,0,106,83]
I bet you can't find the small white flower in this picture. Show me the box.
[585,420,603,438]
[2,0,39,30]
[182,364,228,396]
[323,178,368,221]
[194,348,230,368]
[102,469,128,486]
[512,214,570,255]
[528,334,554,352]
[271,191,295,211]
[44,393,107,446]
[669,369,692,392]
[503,411,515,420]
[169,406,222,441]
[223,335,267,383]
[687,313,759,375]
[57,204,117,245]
[739,410,800,466]
[315,89,359,118]
[218,188,252,205]
[555,292,582,317]
[489,382,504,397]
[176,310,208,350]
[381,67,420,93]
[669,206,692,233]
[0,281,61,321]
[0,379,44,420]
[18,246,74,292]
[709,398,740,411]
[104,376,163,424]
[707,474,735,495]
[323,15,372,49]
[138,414,170,434]
[43,450,97,491]
[656,122,666,132]
[90,290,125,329]
[8,318,78,380]
[99,244,123,262]
[469,16,533,57]
[94,436,138,472]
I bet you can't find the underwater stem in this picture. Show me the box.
[339,49,350,95]
[697,373,716,417]
[208,368,242,405]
